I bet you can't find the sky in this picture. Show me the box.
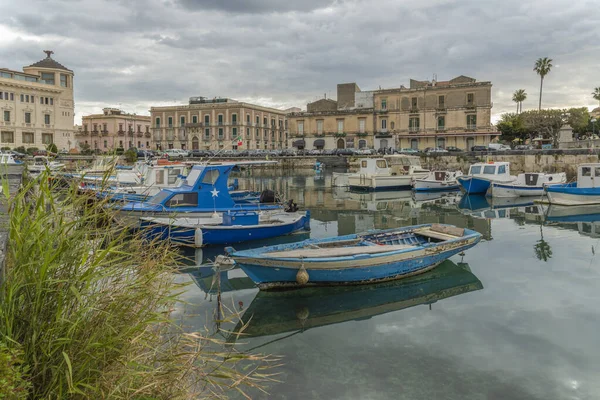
[1,0,599,124]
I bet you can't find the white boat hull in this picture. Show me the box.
[348,175,413,191]
[546,191,600,206]
[413,179,459,191]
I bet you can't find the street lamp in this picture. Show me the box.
[592,118,597,139]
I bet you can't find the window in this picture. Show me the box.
[437,116,445,130]
[1,131,14,143]
[246,127,250,138]
[145,126,149,133]
[168,117,173,127]
[25,95,29,102]
[93,123,98,132]
[409,117,420,131]
[256,116,260,125]
[411,97,418,108]
[60,74,68,87]
[232,114,237,124]
[298,121,304,135]
[218,128,224,139]
[204,128,210,139]
[50,98,53,105]
[361,160,367,168]
[23,112,30,124]
[119,140,123,148]
[381,99,387,110]
[263,117,267,126]
[438,95,445,108]
[247,114,250,123]
[137,124,141,132]
[317,120,323,134]
[376,160,387,168]
[337,120,344,133]
[483,165,496,174]
[218,115,223,125]
[596,167,600,177]
[381,119,387,130]
[30,95,34,103]
[20,94,24,102]
[192,115,198,124]
[271,118,275,126]
[41,72,55,85]
[467,93,474,105]
[390,121,395,130]
[166,193,198,208]
[9,93,13,101]
[581,167,591,177]
[202,169,220,184]
[437,137,445,149]
[3,111,9,122]
[104,140,107,148]
[44,114,50,125]
[470,166,482,174]
[22,132,34,144]
[498,165,506,174]
[104,123,108,132]
[359,139,366,149]
[40,96,43,104]
[42,133,53,144]
[467,115,477,129]
[180,116,185,126]
[410,138,418,150]
[204,115,210,125]
[232,127,237,138]
[359,119,366,133]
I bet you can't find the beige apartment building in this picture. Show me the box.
[76,108,151,152]
[0,51,75,151]
[150,97,288,151]
[372,76,497,150]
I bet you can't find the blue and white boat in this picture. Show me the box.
[456,162,515,194]
[413,171,462,192]
[140,210,310,247]
[545,164,600,206]
[114,161,284,227]
[225,223,481,290]
[488,172,566,198]
[0,153,25,175]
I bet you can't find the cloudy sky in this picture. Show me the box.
[1,0,599,124]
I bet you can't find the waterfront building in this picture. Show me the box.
[287,84,375,150]
[289,77,498,151]
[150,97,288,151]
[0,51,75,151]
[76,108,151,152]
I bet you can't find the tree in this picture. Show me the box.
[496,112,528,143]
[512,89,527,113]
[534,57,553,110]
[521,109,564,147]
[565,107,590,139]
[46,143,58,154]
[534,224,552,262]
[593,87,600,106]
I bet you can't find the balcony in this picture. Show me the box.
[409,108,419,114]
[375,132,392,138]
[185,122,203,128]
[178,128,186,141]
[376,108,388,113]
[436,127,446,133]
[203,136,211,142]
[334,132,346,138]
[231,121,238,126]
[136,131,143,137]
[127,130,134,137]
[357,132,368,137]
[101,130,109,136]
[144,131,151,138]
[77,130,88,136]
[217,135,225,141]
[91,130,99,136]
[465,103,476,109]
[166,128,175,141]
[117,130,125,136]
[466,125,477,130]
[409,127,420,133]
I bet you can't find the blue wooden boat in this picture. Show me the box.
[228,260,482,339]
[114,162,285,227]
[140,210,310,247]
[225,223,482,290]
[545,164,600,206]
[457,162,515,194]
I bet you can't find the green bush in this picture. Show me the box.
[13,147,26,154]
[115,147,125,155]
[46,143,58,154]
[124,148,138,163]
[25,147,38,156]
[0,341,30,399]
[0,173,280,398]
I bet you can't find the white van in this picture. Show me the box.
[488,143,511,151]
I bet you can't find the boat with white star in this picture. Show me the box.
[114,161,292,228]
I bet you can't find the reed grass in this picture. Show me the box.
[0,170,280,399]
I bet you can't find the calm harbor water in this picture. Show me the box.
[174,170,600,400]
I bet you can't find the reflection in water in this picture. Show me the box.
[534,224,553,262]
[228,260,482,341]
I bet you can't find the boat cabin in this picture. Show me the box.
[384,155,429,175]
[134,161,186,186]
[577,164,600,188]
[0,154,21,164]
[357,158,390,176]
[468,162,510,177]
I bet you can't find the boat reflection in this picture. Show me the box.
[545,205,600,238]
[457,195,546,220]
[229,259,483,340]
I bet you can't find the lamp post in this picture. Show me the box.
[592,118,597,138]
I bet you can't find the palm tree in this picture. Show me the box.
[512,89,527,113]
[534,57,553,110]
[593,87,600,106]
[534,224,552,262]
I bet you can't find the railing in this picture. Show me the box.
[144,132,151,138]
[185,122,203,128]
[466,125,477,130]
[117,130,125,136]
[101,130,109,136]
[136,132,143,137]
[409,127,419,133]
[91,130,99,136]
[409,108,419,113]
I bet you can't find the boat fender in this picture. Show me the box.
[195,228,203,247]
[296,307,310,323]
[296,262,309,285]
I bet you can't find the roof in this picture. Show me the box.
[26,51,72,72]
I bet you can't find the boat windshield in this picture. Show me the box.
[147,191,172,205]
[185,167,203,186]
[483,165,496,174]
[498,165,506,174]
[470,166,482,174]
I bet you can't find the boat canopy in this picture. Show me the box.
[468,162,510,176]
[578,163,600,188]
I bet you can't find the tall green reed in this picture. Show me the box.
[0,169,280,399]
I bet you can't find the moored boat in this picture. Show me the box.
[413,171,462,192]
[0,153,25,175]
[140,210,310,247]
[488,172,566,198]
[348,156,429,191]
[545,164,600,206]
[225,223,482,290]
[456,162,515,194]
[27,156,65,175]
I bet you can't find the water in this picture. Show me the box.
[174,170,600,400]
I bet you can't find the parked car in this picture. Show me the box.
[471,145,488,152]
[425,147,449,154]
[446,146,463,152]
[163,149,189,158]
[488,143,511,151]
[514,144,533,151]
[136,150,155,158]
[399,148,419,154]
[33,150,56,157]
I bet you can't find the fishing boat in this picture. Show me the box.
[545,164,600,205]
[413,171,462,192]
[224,223,481,290]
[27,156,65,175]
[140,210,310,247]
[456,161,515,194]
[0,153,25,175]
[115,161,285,227]
[348,156,429,192]
[488,172,566,198]
[227,260,483,339]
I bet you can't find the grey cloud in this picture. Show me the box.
[176,0,336,14]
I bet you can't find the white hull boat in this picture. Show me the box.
[413,171,462,191]
[348,156,429,192]
[545,164,600,206]
[488,172,567,198]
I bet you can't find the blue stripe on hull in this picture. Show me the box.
[142,215,309,246]
[457,177,491,194]
[237,243,478,288]
[349,185,412,192]
[413,185,460,192]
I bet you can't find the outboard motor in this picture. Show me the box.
[259,189,276,204]
[284,199,298,212]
